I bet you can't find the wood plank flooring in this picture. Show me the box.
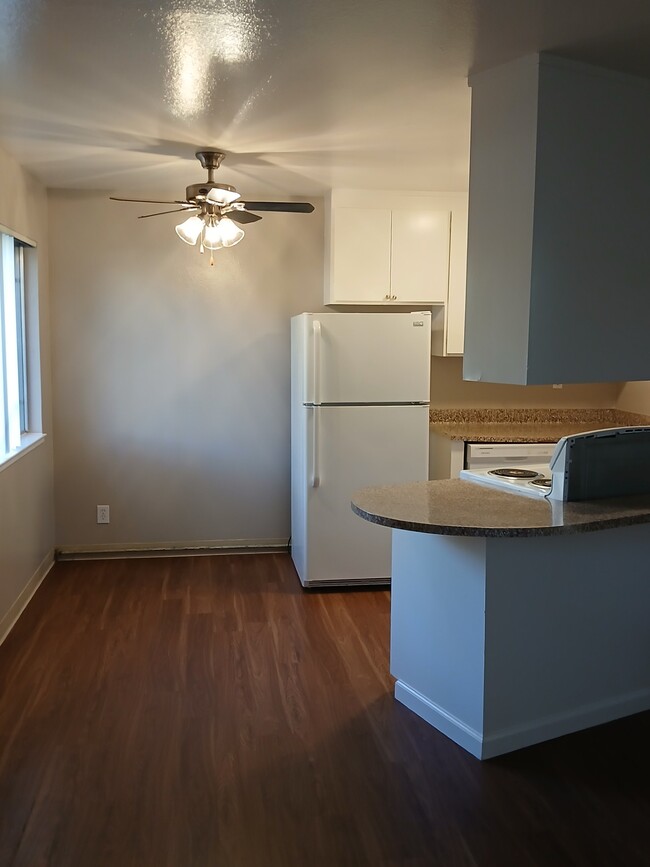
[0,553,648,866]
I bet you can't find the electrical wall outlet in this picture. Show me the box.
[552,383,563,389]
[97,504,110,524]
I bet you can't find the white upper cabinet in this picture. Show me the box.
[325,190,468,356]
[463,53,650,385]
[329,207,392,303]
[390,209,450,303]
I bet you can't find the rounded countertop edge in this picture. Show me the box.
[428,429,563,443]
[351,501,650,538]
[351,480,650,538]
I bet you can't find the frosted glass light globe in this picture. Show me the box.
[218,216,245,247]
[175,214,204,245]
[202,220,224,250]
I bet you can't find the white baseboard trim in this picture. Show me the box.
[56,538,289,560]
[394,681,483,759]
[481,688,650,759]
[0,549,55,646]
[395,680,650,761]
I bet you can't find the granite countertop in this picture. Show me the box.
[351,479,650,538]
[429,408,650,443]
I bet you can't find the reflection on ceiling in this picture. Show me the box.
[159,0,274,117]
[0,0,650,196]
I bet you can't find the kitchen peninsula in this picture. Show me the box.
[352,480,650,759]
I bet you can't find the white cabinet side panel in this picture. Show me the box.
[428,431,452,480]
[445,200,468,355]
[463,56,539,384]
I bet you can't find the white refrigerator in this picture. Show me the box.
[290,311,431,587]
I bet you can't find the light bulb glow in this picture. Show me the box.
[202,218,224,250]
[175,214,204,245]
[218,216,245,247]
[206,187,241,206]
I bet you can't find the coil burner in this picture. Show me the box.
[529,477,552,489]
[487,468,540,480]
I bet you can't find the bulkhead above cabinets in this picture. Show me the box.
[324,189,468,357]
[463,52,650,385]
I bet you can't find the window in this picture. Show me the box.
[0,227,42,465]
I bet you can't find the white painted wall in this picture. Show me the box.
[0,145,55,634]
[48,191,324,550]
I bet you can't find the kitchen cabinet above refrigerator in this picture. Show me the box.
[324,189,468,356]
[463,53,650,386]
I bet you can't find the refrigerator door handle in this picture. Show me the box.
[312,320,322,406]
[311,406,321,488]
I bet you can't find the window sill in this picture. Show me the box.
[0,432,47,473]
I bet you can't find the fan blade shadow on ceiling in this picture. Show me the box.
[0,112,334,194]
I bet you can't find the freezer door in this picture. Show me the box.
[297,312,431,405]
[299,404,429,586]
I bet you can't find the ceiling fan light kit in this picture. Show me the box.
[110,150,315,266]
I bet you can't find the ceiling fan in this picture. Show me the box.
[110,150,314,263]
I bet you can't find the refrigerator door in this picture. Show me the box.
[296,403,429,586]
[296,312,431,405]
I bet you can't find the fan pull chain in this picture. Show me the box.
[210,250,214,267]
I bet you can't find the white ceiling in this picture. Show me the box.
[2,0,650,199]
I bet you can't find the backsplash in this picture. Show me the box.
[430,357,623,408]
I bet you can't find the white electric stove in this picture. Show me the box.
[460,427,650,501]
[459,442,556,499]
[460,464,553,498]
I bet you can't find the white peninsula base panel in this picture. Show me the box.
[390,525,650,759]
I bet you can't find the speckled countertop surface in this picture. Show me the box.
[429,408,650,442]
[352,479,650,538]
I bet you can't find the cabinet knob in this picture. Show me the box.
[384,294,390,300]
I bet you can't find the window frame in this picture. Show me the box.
[14,241,28,434]
[0,222,45,472]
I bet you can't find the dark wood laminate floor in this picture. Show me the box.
[0,554,648,867]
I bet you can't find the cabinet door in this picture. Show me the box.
[330,208,391,302]
[391,209,450,303]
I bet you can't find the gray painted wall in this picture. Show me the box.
[48,191,324,550]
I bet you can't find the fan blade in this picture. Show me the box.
[227,210,263,225]
[110,197,191,205]
[240,201,315,213]
[138,207,198,218]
